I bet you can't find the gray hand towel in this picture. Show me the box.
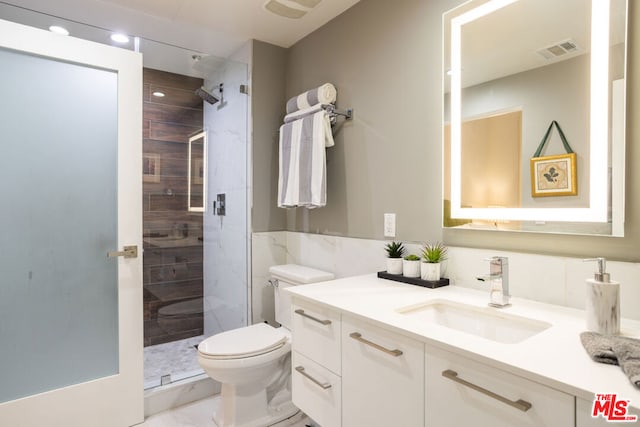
[580,331,640,388]
[580,331,618,365]
[612,338,640,387]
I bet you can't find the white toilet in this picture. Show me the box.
[197,264,334,427]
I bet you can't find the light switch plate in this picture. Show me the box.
[384,213,396,237]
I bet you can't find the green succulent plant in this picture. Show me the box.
[421,242,448,263]
[404,254,421,261]
[384,241,406,258]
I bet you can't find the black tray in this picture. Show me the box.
[377,271,449,289]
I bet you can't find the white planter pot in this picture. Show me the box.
[403,260,421,278]
[421,262,441,281]
[386,258,403,274]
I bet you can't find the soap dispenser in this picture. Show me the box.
[584,257,620,335]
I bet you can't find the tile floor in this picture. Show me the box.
[139,396,315,427]
[144,335,205,389]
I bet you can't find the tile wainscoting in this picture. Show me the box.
[252,231,640,325]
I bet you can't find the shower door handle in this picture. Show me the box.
[107,245,138,259]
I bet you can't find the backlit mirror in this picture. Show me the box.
[188,131,207,212]
[443,0,627,235]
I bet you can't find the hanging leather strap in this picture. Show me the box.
[533,120,574,157]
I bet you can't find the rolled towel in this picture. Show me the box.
[612,337,640,388]
[580,332,618,365]
[286,83,337,114]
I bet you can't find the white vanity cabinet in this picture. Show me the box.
[341,316,424,427]
[291,301,342,427]
[425,344,574,426]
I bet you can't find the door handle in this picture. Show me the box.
[107,245,138,259]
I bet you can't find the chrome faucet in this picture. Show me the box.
[477,256,510,308]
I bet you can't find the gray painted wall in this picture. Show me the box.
[284,0,452,242]
[257,0,640,261]
[252,41,288,232]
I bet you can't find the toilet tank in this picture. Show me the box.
[269,264,334,329]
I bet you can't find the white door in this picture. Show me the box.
[0,19,143,427]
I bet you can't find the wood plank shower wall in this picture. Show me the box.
[142,68,204,347]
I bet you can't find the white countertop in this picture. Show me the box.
[285,273,640,408]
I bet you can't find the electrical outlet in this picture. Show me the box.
[384,213,396,237]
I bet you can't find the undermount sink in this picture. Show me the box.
[396,299,551,344]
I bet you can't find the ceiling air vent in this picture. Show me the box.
[536,39,580,60]
[264,0,322,19]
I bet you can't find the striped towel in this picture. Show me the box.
[284,104,324,123]
[278,109,334,208]
[286,83,337,114]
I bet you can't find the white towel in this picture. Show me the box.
[278,110,334,208]
[286,83,337,114]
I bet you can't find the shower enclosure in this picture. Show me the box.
[140,42,250,390]
[0,2,251,394]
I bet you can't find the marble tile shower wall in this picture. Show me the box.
[143,68,204,346]
[203,60,249,336]
[251,231,640,324]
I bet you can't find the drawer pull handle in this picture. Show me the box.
[442,369,532,412]
[295,366,332,389]
[349,332,403,357]
[294,309,332,325]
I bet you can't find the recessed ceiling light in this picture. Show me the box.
[152,91,165,98]
[110,33,130,44]
[49,25,69,36]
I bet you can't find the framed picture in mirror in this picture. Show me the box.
[530,152,577,197]
[143,154,161,183]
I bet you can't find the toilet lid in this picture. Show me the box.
[198,323,288,359]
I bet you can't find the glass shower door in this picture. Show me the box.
[0,19,143,426]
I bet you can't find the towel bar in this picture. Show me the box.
[322,103,353,124]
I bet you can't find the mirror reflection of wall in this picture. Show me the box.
[445,110,522,209]
[443,0,627,236]
[188,131,207,212]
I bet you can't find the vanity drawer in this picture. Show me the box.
[292,351,341,427]
[292,301,341,374]
[425,344,574,427]
[342,316,424,427]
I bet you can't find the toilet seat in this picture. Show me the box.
[198,323,289,360]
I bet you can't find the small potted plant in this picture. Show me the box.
[384,241,405,274]
[421,242,448,281]
[403,254,421,278]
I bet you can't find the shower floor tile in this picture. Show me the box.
[144,335,204,389]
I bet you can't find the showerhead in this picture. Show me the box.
[195,87,219,105]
